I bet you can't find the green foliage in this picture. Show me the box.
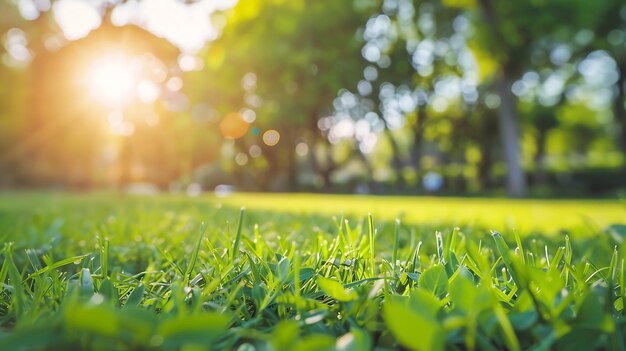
[0,193,625,349]
[316,276,358,302]
[418,264,448,298]
[2,0,626,196]
[383,292,444,351]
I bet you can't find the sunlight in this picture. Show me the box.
[52,0,101,40]
[85,54,137,107]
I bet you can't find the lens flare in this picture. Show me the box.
[85,53,137,107]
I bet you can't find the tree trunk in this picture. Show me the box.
[409,104,427,188]
[477,0,527,197]
[384,129,406,191]
[478,144,492,190]
[615,63,626,163]
[306,110,337,192]
[285,141,298,192]
[353,146,375,193]
[496,69,527,197]
[309,142,337,192]
[533,128,548,186]
[380,114,406,190]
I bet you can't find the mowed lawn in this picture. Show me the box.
[2,191,626,350]
[2,192,625,236]
[216,193,626,234]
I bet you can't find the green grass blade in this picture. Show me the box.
[392,218,400,276]
[28,254,89,278]
[547,247,565,275]
[368,213,375,277]
[184,222,208,286]
[491,231,523,290]
[6,247,26,318]
[436,231,445,265]
[412,241,422,273]
[100,237,109,279]
[231,207,246,264]
[513,229,525,265]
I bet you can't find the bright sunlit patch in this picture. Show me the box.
[85,54,137,107]
[137,80,160,104]
[53,0,101,40]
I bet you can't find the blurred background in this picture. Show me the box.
[0,0,625,198]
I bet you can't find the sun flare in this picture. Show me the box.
[85,53,137,107]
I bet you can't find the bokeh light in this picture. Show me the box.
[53,0,101,40]
[166,76,183,91]
[249,145,262,158]
[3,28,32,66]
[235,152,248,165]
[262,130,280,146]
[178,53,203,71]
[219,112,249,139]
[295,142,309,157]
[137,80,160,104]
[186,183,202,197]
[241,108,256,123]
[107,110,135,136]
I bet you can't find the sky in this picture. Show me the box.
[18,0,237,52]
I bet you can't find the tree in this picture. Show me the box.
[589,1,626,162]
[194,0,375,190]
[447,0,609,196]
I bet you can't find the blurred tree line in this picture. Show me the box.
[1,0,625,197]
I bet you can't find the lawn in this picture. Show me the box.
[215,193,626,235]
[1,192,625,350]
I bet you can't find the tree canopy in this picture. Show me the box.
[1,0,625,196]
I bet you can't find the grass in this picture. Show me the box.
[4,192,625,233]
[0,192,625,350]
[215,193,626,234]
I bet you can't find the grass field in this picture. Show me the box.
[215,193,626,234]
[4,192,625,233]
[1,192,626,350]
